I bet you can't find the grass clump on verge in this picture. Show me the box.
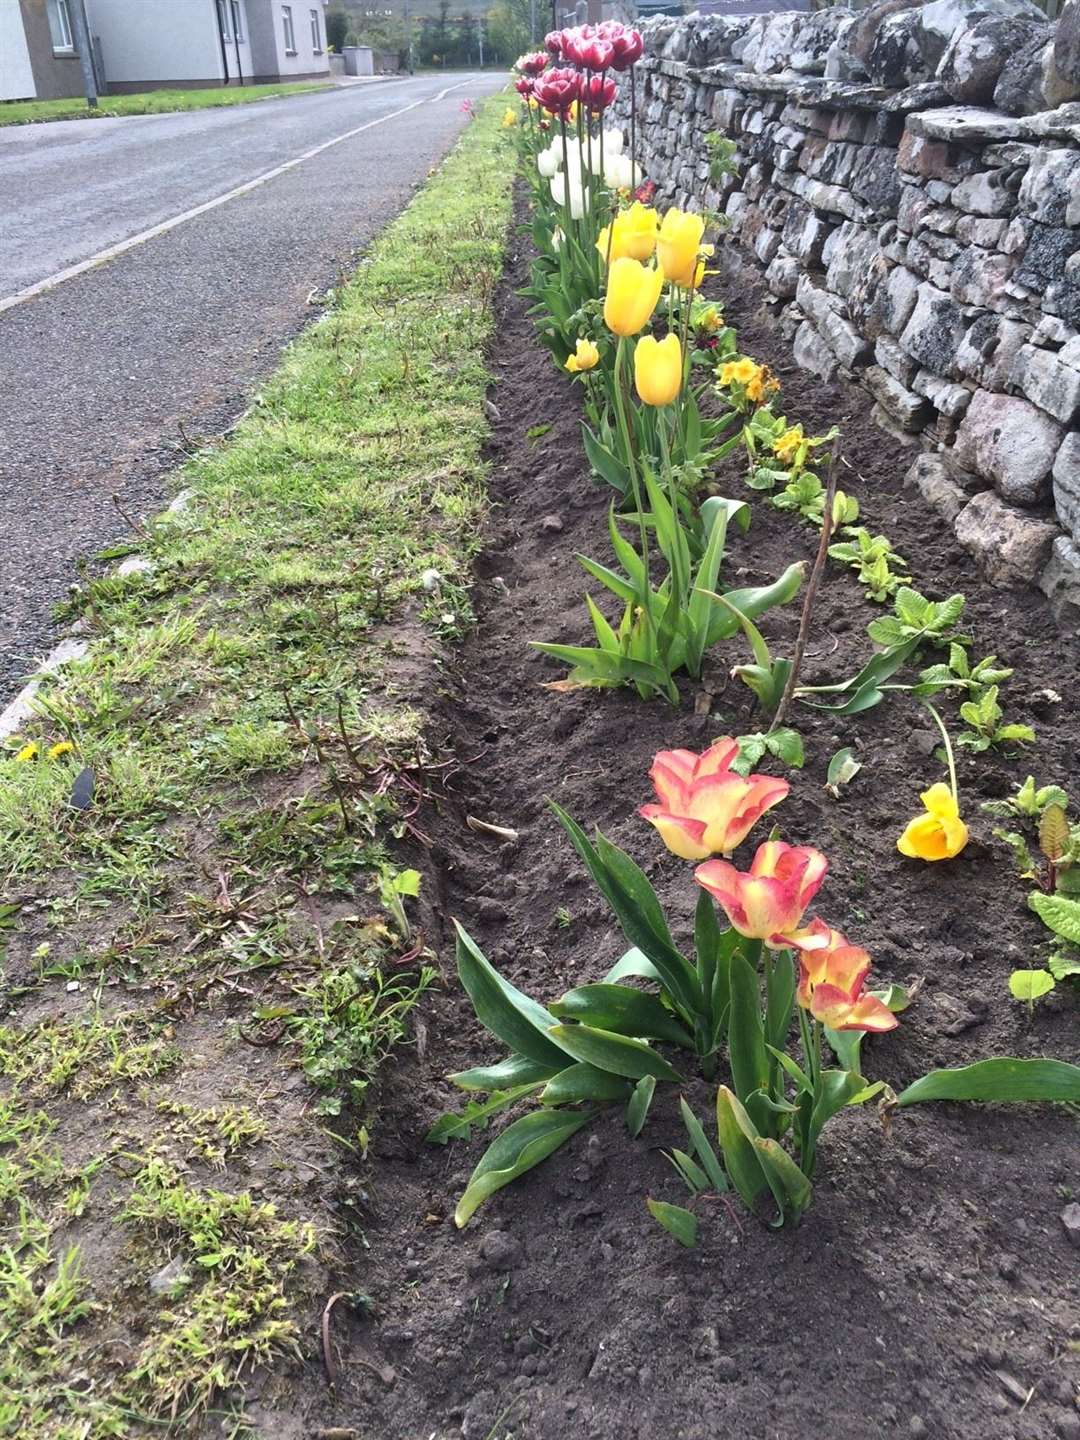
[0,96,514,1435]
[0,82,333,128]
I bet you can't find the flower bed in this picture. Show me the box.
[328,31,1080,1440]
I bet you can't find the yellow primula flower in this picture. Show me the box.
[565,338,600,373]
[772,425,804,464]
[48,740,75,760]
[14,741,38,762]
[717,357,761,389]
[502,108,518,128]
[897,783,968,862]
[697,306,722,334]
[746,365,779,405]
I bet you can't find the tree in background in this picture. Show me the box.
[326,6,349,49]
[485,0,532,63]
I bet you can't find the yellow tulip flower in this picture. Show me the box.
[657,209,714,288]
[597,202,659,266]
[604,257,664,338]
[566,338,600,373]
[501,108,518,128]
[634,334,683,407]
[897,783,969,861]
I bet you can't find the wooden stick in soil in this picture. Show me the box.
[769,442,840,734]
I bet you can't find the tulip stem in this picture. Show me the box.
[922,700,960,803]
[559,116,573,242]
[612,335,651,594]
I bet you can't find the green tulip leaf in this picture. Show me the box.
[449,1053,561,1093]
[426,1083,545,1145]
[603,947,662,985]
[626,1074,657,1138]
[454,1108,595,1227]
[455,922,573,1069]
[897,1057,1080,1107]
[547,1024,682,1082]
[727,950,769,1117]
[540,1063,633,1106]
[551,983,695,1049]
[678,1096,728,1193]
[646,1198,698,1249]
[715,1085,768,1210]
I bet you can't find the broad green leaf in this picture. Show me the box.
[715,1085,768,1210]
[897,1057,1080,1107]
[577,553,636,605]
[449,1053,560,1093]
[764,949,796,1063]
[1048,950,1080,980]
[679,1096,728,1192]
[540,1062,633,1105]
[551,983,695,1049]
[727,950,769,1112]
[1029,891,1080,944]
[707,563,805,643]
[825,746,862,797]
[547,1024,683,1082]
[753,1138,812,1222]
[454,1109,594,1227]
[626,1074,656,1138]
[646,1198,698,1248]
[582,422,629,495]
[1008,970,1055,1004]
[549,802,701,1017]
[603,947,662,984]
[585,594,620,654]
[768,728,804,768]
[667,1146,710,1193]
[426,1083,545,1144]
[808,1069,870,1148]
[455,922,572,1069]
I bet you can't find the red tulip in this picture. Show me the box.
[544,29,565,58]
[580,73,617,113]
[514,76,534,98]
[609,28,643,71]
[533,67,582,118]
[516,51,549,76]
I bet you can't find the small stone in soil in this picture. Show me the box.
[997,1252,1020,1281]
[540,513,564,532]
[478,1229,523,1271]
[908,1418,927,1438]
[1061,1202,1080,1248]
[714,1355,738,1382]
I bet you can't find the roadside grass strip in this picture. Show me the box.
[0,82,334,128]
[0,97,512,1437]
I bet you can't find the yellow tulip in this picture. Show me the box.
[634,334,683,407]
[597,202,659,266]
[604,257,664,338]
[897,782,968,861]
[657,209,714,288]
[501,108,518,128]
[566,338,600,373]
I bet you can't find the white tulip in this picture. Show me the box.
[549,170,590,219]
[537,144,562,178]
[552,226,563,252]
[606,153,639,190]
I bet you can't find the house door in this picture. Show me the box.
[0,0,36,99]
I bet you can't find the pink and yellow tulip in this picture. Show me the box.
[639,740,790,862]
[792,925,898,1033]
[695,839,827,943]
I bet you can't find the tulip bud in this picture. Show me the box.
[603,256,664,337]
[634,333,683,407]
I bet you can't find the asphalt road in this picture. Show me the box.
[0,73,505,702]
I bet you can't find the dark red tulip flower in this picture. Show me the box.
[516,50,549,76]
[514,75,534,98]
[578,37,615,70]
[533,66,583,118]
[609,27,643,72]
[579,73,617,113]
[544,29,565,59]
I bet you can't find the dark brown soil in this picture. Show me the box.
[316,198,1080,1440]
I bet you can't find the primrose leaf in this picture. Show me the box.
[1040,804,1070,864]
[766,728,804,769]
[646,1198,699,1248]
[1047,949,1080,981]
[1029,891,1080,944]
[392,868,422,898]
[1008,970,1055,1004]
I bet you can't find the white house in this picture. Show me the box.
[1,0,89,101]
[84,0,331,93]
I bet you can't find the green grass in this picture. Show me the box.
[0,97,514,1436]
[0,81,334,127]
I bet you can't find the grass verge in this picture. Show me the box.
[0,81,334,127]
[0,97,512,1437]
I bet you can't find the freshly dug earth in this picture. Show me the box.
[321,203,1080,1439]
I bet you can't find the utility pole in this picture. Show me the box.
[70,0,98,108]
[403,0,413,74]
[529,0,537,44]
[478,16,484,67]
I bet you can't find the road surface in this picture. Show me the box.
[0,73,505,700]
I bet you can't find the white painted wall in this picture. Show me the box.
[85,0,226,84]
[247,0,329,80]
[0,0,37,100]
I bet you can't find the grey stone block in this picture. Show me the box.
[955,489,1060,585]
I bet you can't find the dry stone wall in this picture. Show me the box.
[611,0,1080,625]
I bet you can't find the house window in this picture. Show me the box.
[47,0,75,53]
[231,0,244,42]
[310,7,321,51]
[217,0,231,39]
[282,4,296,54]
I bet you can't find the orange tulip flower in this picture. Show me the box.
[639,739,789,862]
[695,839,827,943]
[791,924,898,1033]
